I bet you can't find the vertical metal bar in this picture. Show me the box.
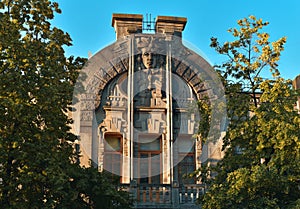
[128,36,134,180]
[165,39,173,185]
[131,36,135,181]
[168,41,173,185]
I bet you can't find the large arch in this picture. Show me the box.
[73,33,226,172]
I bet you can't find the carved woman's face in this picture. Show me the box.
[142,48,156,69]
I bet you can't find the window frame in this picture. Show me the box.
[103,132,123,181]
[137,134,162,184]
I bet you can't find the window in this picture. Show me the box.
[138,135,161,184]
[177,136,195,185]
[103,133,122,180]
[178,154,195,184]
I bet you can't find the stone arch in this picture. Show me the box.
[79,34,220,112]
[75,34,225,167]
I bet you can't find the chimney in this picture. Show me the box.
[155,16,187,37]
[112,13,143,39]
[112,14,187,39]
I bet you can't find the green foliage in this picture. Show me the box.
[57,166,134,209]
[0,1,133,208]
[211,15,286,82]
[199,16,300,209]
[71,167,134,209]
[197,98,212,143]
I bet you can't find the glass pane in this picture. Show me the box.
[178,138,194,153]
[105,135,121,151]
[104,153,121,173]
[140,177,148,184]
[140,153,148,158]
[139,136,160,151]
[151,175,160,184]
[185,155,194,163]
[104,155,112,171]
[151,154,160,184]
[139,155,149,182]
[178,154,195,184]
[113,159,120,174]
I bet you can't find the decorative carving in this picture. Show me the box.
[80,111,93,121]
[115,60,126,74]
[106,67,118,79]
[135,35,167,55]
[100,70,112,83]
[134,44,166,106]
[183,68,197,82]
[174,61,189,76]
[193,82,206,95]
[80,94,97,100]
[94,91,102,110]
[101,116,127,133]
[123,138,129,156]
[80,101,95,111]
[94,68,111,82]
[86,77,105,94]
[113,39,130,57]
[147,118,161,133]
[121,58,129,70]
[189,74,201,87]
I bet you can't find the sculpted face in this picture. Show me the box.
[142,48,156,69]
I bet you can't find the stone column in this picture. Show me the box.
[79,94,98,167]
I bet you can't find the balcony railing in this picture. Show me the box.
[179,184,204,204]
[137,185,171,204]
[119,183,205,208]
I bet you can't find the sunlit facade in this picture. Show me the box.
[75,14,225,209]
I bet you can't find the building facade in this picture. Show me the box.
[74,14,225,209]
[293,75,300,112]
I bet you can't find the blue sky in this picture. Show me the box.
[53,0,299,80]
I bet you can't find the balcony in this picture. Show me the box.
[137,185,171,208]
[119,183,204,209]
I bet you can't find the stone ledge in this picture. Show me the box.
[112,13,143,27]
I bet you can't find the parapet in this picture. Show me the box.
[112,13,187,39]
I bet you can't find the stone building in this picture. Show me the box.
[293,75,300,111]
[74,13,225,209]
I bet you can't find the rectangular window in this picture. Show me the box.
[104,153,121,176]
[138,135,161,184]
[177,136,195,185]
[103,133,122,181]
[178,154,195,185]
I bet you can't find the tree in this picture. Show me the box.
[68,166,134,209]
[198,16,300,209]
[0,1,133,208]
